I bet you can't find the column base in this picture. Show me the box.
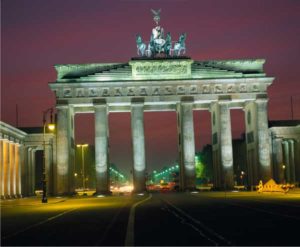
[180,187,197,192]
[93,191,112,197]
[55,192,75,197]
[132,189,148,195]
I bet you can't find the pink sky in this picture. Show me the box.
[2,0,300,174]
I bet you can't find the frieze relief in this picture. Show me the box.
[63,88,72,98]
[135,64,188,74]
[59,83,265,98]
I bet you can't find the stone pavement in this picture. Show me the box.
[0,196,67,207]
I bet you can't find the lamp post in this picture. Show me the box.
[42,108,55,203]
[76,144,88,191]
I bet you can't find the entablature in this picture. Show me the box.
[50,77,273,101]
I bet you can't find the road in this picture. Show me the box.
[1,191,300,246]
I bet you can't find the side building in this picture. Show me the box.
[0,121,56,199]
[269,120,300,186]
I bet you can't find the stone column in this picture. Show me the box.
[210,103,222,189]
[131,102,146,193]
[0,140,4,199]
[273,138,284,183]
[10,143,16,197]
[282,140,290,182]
[178,102,196,191]
[21,146,29,197]
[95,104,110,194]
[56,106,70,195]
[17,144,23,197]
[256,99,272,182]
[219,103,234,189]
[45,144,52,195]
[295,139,300,183]
[30,149,36,196]
[14,144,20,197]
[24,148,31,197]
[244,102,259,188]
[288,140,295,183]
[5,141,11,197]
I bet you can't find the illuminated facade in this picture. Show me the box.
[0,122,56,199]
[49,57,274,193]
[269,122,300,185]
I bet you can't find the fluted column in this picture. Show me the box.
[131,103,146,193]
[282,140,290,182]
[178,102,196,190]
[288,140,295,183]
[26,147,33,196]
[4,141,11,197]
[0,140,5,199]
[10,143,16,197]
[219,103,234,189]
[95,104,110,194]
[14,144,20,197]
[56,106,70,195]
[10,143,17,197]
[16,144,23,197]
[256,99,272,181]
[30,149,36,195]
[25,148,31,196]
[210,103,222,189]
[45,144,52,195]
[273,138,284,183]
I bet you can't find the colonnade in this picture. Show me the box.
[55,98,272,194]
[0,139,23,199]
[272,137,299,184]
[0,120,56,199]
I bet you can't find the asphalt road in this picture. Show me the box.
[1,191,300,246]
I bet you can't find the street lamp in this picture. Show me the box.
[76,144,89,192]
[42,107,55,203]
[282,164,286,183]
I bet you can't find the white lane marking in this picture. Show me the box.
[163,198,232,245]
[125,194,152,246]
[2,207,78,240]
[162,205,219,245]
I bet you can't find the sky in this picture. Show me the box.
[2,0,300,175]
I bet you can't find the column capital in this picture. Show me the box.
[94,104,108,109]
[93,98,107,106]
[131,97,144,105]
[255,98,268,104]
[180,96,194,104]
[218,101,231,106]
[56,99,69,107]
[56,105,69,110]
[209,101,218,112]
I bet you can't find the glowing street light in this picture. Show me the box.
[77,144,88,191]
[282,164,286,183]
[42,107,55,203]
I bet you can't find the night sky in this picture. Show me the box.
[2,0,300,175]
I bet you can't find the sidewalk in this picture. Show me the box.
[0,196,67,207]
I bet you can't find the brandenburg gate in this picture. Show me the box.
[49,57,274,194]
[49,10,274,195]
